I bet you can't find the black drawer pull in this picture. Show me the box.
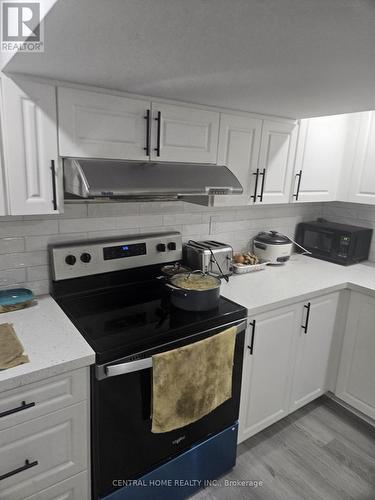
[50,160,57,211]
[0,401,35,419]
[247,320,256,355]
[293,170,302,200]
[251,169,259,202]
[258,168,266,202]
[301,302,311,334]
[144,109,151,156]
[154,111,161,157]
[0,459,38,481]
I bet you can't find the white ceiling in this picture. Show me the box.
[4,0,375,118]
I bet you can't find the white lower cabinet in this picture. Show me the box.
[24,472,89,500]
[336,292,375,418]
[239,292,339,443]
[289,293,339,411]
[0,153,6,216]
[239,304,300,442]
[0,368,90,500]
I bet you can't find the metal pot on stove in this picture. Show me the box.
[165,271,221,311]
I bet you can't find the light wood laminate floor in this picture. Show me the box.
[192,396,375,500]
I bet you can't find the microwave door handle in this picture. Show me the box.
[100,320,247,379]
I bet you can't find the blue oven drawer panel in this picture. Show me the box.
[102,422,238,500]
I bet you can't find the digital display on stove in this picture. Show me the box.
[103,243,146,260]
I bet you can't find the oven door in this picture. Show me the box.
[91,319,246,499]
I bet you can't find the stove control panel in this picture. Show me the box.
[50,231,182,281]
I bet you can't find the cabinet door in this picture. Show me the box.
[293,116,348,203]
[238,305,299,443]
[0,150,6,216]
[24,471,89,500]
[255,120,298,204]
[151,102,219,163]
[58,87,151,160]
[336,292,375,418]
[213,113,262,206]
[289,293,339,412]
[348,111,375,204]
[1,77,60,215]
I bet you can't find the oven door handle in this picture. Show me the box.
[99,320,247,379]
[106,357,153,378]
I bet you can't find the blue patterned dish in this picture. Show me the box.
[0,288,35,313]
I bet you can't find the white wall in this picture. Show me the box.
[0,201,322,295]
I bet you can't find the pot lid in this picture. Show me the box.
[170,272,221,291]
[255,231,291,245]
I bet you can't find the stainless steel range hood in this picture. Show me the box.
[63,158,243,201]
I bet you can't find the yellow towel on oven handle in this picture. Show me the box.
[151,326,236,433]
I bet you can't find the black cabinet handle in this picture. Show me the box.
[0,400,35,419]
[301,302,311,334]
[154,111,161,157]
[257,168,266,202]
[50,160,58,211]
[144,109,151,156]
[247,320,256,355]
[0,459,38,481]
[251,169,259,202]
[293,170,302,201]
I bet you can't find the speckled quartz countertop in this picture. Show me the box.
[1,255,375,393]
[0,295,95,392]
[221,254,375,315]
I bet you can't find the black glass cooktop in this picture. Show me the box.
[54,272,246,364]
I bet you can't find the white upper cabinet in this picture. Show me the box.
[58,87,151,160]
[336,292,375,419]
[254,120,298,204]
[1,77,60,215]
[214,113,262,206]
[348,111,375,204]
[151,102,219,163]
[292,115,348,203]
[289,293,339,412]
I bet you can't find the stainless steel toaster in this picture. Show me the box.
[183,240,233,276]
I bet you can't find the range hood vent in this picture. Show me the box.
[63,158,243,201]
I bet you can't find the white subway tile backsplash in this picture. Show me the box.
[0,220,58,238]
[59,217,118,233]
[163,213,203,226]
[0,200,325,295]
[0,251,48,270]
[25,233,87,252]
[25,280,49,296]
[0,268,27,287]
[87,202,139,218]
[0,237,25,254]
[27,265,49,282]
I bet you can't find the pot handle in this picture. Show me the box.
[165,283,188,297]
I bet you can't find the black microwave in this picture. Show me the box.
[295,219,373,266]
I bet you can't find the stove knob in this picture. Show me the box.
[157,243,166,252]
[65,254,76,266]
[167,242,177,251]
[80,252,91,263]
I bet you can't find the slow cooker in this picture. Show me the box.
[253,230,293,264]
